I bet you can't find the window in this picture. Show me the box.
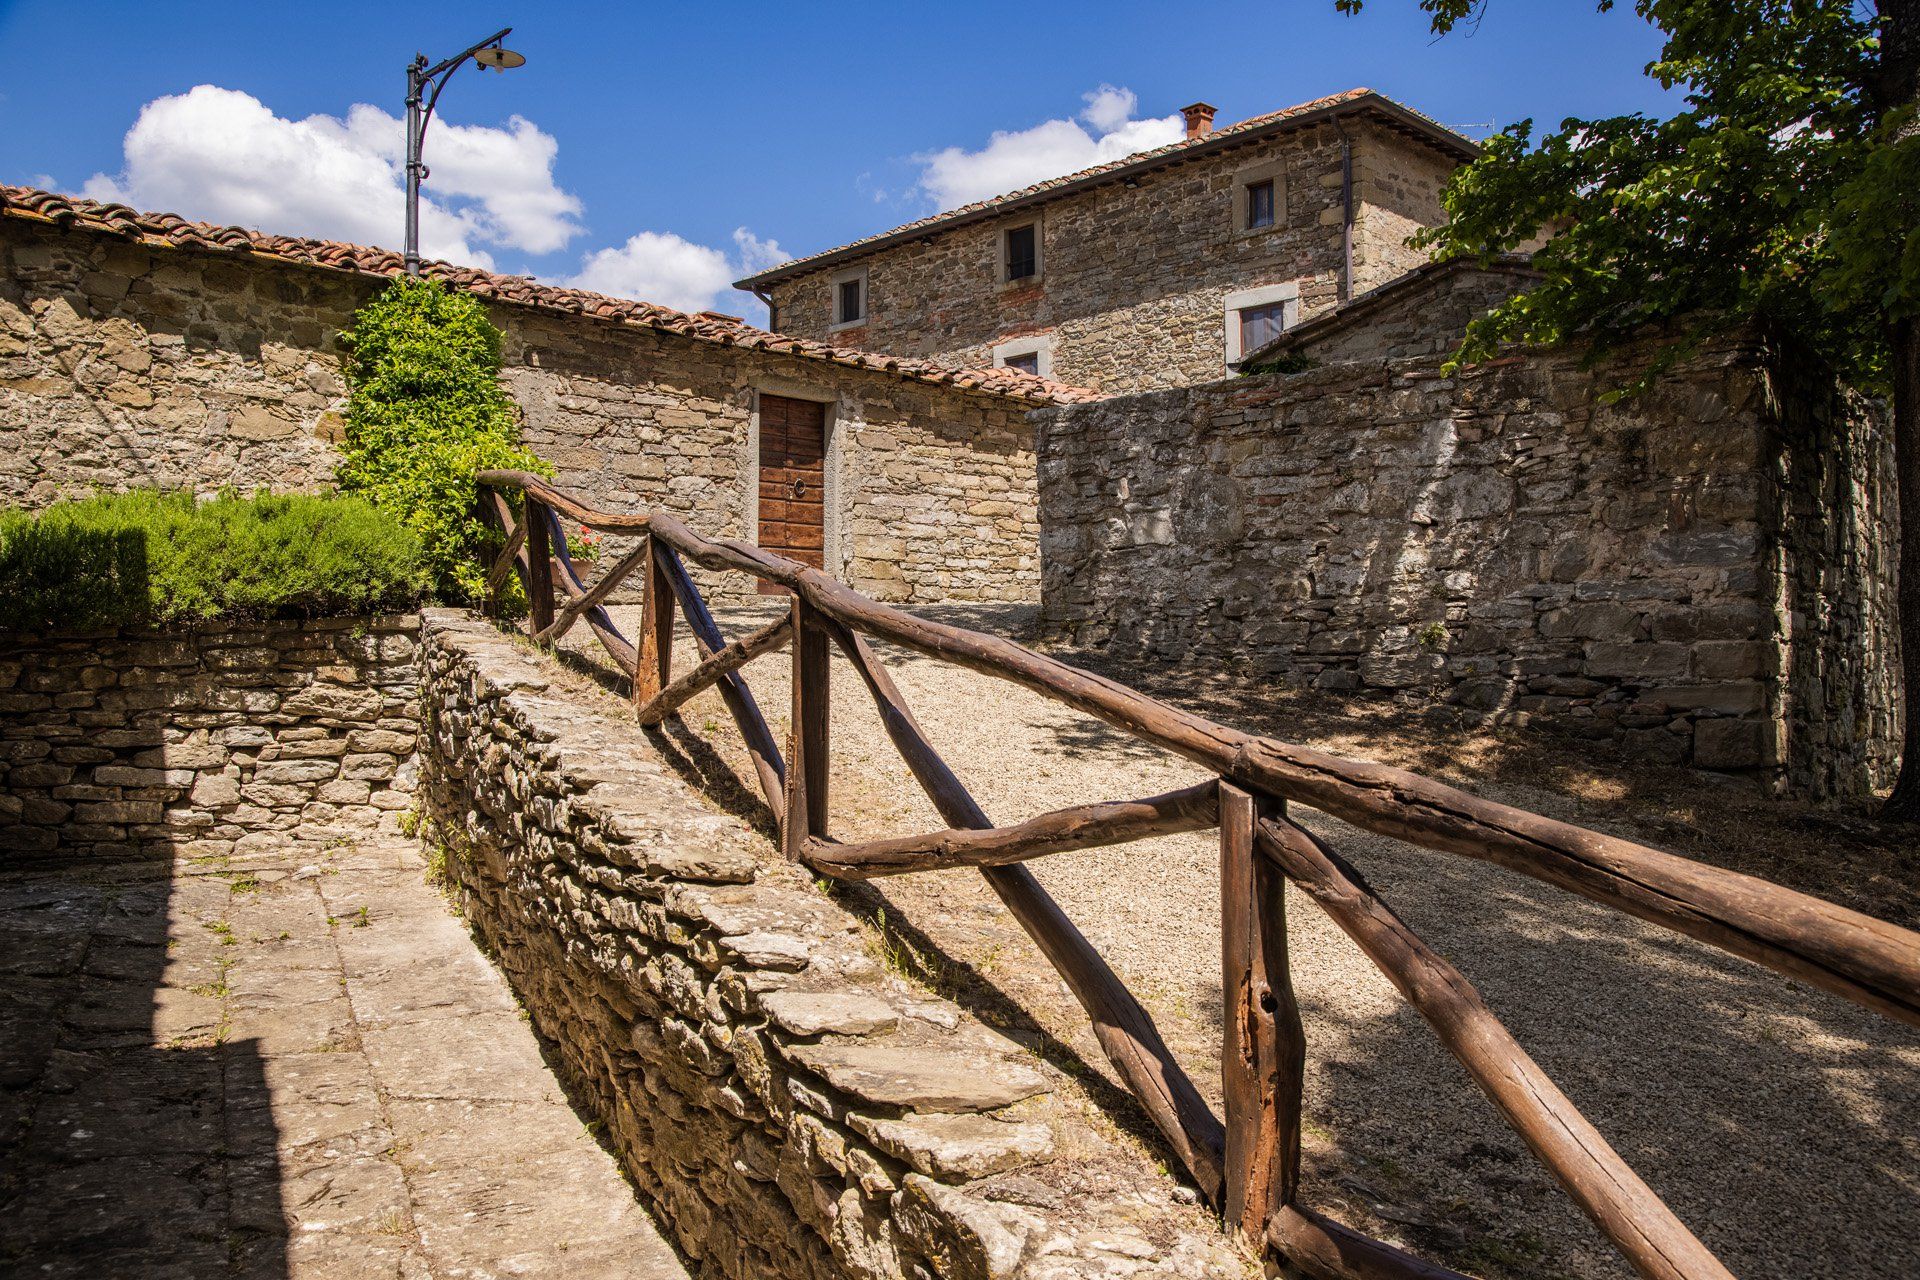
[1233,161,1287,236]
[1004,223,1038,282]
[991,334,1053,378]
[829,267,867,330]
[834,278,865,327]
[1222,282,1299,365]
[1239,302,1289,355]
[1245,179,1275,230]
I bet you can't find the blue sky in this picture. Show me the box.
[0,1,1672,320]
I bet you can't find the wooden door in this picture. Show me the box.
[757,395,827,592]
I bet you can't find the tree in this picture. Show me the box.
[1338,0,1920,818]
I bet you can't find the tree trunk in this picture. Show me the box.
[1885,317,1920,821]
[1876,0,1920,820]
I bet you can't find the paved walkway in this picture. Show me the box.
[0,837,690,1280]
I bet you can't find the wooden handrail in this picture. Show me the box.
[800,781,1220,878]
[478,470,1920,1031]
[476,468,1920,1280]
[1256,815,1734,1280]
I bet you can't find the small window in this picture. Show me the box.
[836,276,865,326]
[1239,302,1290,355]
[1245,179,1275,230]
[1003,352,1041,376]
[1005,224,1038,281]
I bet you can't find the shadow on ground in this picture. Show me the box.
[0,851,288,1278]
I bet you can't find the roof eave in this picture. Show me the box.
[734,94,1478,292]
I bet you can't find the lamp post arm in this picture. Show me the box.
[401,26,514,278]
[421,27,512,82]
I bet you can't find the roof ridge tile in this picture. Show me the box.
[0,183,1099,407]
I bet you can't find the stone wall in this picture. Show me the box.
[414,610,1241,1280]
[0,616,419,861]
[1349,120,1457,291]
[766,121,1464,395]
[1262,261,1540,369]
[1033,339,1901,797]
[0,215,1041,604]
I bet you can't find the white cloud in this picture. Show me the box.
[731,227,790,276]
[82,84,787,322]
[564,232,734,313]
[82,84,581,268]
[914,85,1185,211]
[562,226,790,318]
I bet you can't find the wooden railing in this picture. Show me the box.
[477,470,1920,1280]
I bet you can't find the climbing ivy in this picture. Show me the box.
[337,278,547,602]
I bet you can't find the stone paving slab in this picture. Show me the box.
[0,839,692,1279]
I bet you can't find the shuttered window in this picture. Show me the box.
[1246,179,1275,230]
[1239,301,1290,355]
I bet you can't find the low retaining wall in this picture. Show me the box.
[0,615,419,861]
[414,610,1241,1280]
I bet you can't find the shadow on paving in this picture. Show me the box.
[0,850,289,1279]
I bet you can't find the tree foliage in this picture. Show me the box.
[0,489,426,632]
[1343,0,1920,819]
[337,278,547,602]
[1376,0,1918,386]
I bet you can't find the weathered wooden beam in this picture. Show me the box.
[782,598,831,861]
[802,781,1220,879]
[1256,816,1734,1280]
[538,505,637,674]
[1266,1206,1471,1280]
[819,616,1228,1206]
[479,469,652,533]
[523,498,555,638]
[654,542,785,825]
[483,504,527,597]
[634,536,672,707]
[612,502,1920,1032]
[637,611,791,727]
[1221,784,1302,1240]
[534,541,651,645]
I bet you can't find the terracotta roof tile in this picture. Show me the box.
[0,183,1099,406]
[736,88,1476,288]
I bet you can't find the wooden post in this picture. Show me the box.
[634,536,673,708]
[524,498,555,638]
[782,597,830,861]
[1221,783,1304,1240]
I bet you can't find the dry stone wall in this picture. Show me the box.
[0,215,1041,604]
[767,121,1463,395]
[1033,339,1900,798]
[0,616,419,862]
[414,610,1244,1280]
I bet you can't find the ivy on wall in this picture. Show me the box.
[338,278,548,602]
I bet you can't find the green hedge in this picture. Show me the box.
[0,490,427,632]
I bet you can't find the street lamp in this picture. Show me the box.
[404,26,526,276]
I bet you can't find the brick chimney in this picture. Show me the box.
[1180,102,1218,140]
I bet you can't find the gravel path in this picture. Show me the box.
[566,598,1920,1280]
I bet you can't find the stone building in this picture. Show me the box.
[0,185,1091,603]
[737,89,1475,394]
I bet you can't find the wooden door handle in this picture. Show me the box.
[791,478,808,499]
